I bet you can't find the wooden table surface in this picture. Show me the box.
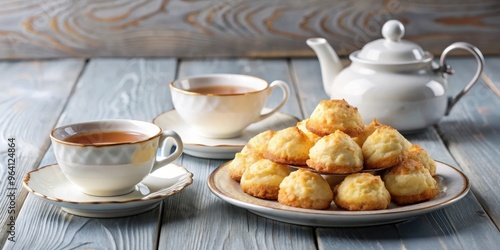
[1,56,499,249]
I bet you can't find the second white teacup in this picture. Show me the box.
[170,74,290,138]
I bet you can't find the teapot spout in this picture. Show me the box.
[306,38,343,96]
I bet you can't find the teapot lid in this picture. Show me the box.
[353,20,431,64]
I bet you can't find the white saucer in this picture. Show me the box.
[23,163,193,218]
[153,109,299,159]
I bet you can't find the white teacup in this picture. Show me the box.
[170,74,290,138]
[50,119,183,196]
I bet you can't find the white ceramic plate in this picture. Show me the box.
[153,109,299,159]
[208,161,469,227]
[23,163,193,218]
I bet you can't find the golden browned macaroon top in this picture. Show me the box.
[385,159,429,176]
[240,159,291,200]
[297,120,321,143]
[241,130,276,157]
[383,159,439,205]
[264,126,315,165]
[406,144,436,176]
[306,99,364,137]
[334,173,391,211]
[278,169,333,210]
[307,130,363,174]
[353,118,383,147]
[228,152,262,182]
[362,125,409,169]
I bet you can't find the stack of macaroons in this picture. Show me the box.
[228,99,440,211]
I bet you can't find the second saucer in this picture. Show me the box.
[153,109,299,159]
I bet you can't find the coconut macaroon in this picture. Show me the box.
[278,169,333,210]
[307,130,364,174]
[240,159,291,200]
[297,120,321,143]
[383,159,439,205]
[353,119,384,147]
[305,99,364,137]
[406,144,437,176]
[230,130,276,181]
[228,152,262,182]
[241,130,276,157]
[264,126,315,165]
[362,126,409,169]
[334,173,391,211]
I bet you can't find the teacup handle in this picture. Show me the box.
[151,130,183,172]
[257,80,290,121]
[439,42,484,115]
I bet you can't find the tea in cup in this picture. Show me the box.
[170,74,290,138]
[50,119,183,196]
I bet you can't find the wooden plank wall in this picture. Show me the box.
[0,0,498,59]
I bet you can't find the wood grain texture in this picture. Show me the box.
[3,58,178,249]
[4,199,161,249]
[291,57,500,249]
[438,58,500,228]
[3,56,499,249]
[0,0,499,59]
[0,59,84,247]
[157,59,315,250]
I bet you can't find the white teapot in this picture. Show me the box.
[307,20,484,133]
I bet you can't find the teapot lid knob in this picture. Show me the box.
[382,20,405,42]
[353,19,430,63]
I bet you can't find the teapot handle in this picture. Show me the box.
[439,42,484,115]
